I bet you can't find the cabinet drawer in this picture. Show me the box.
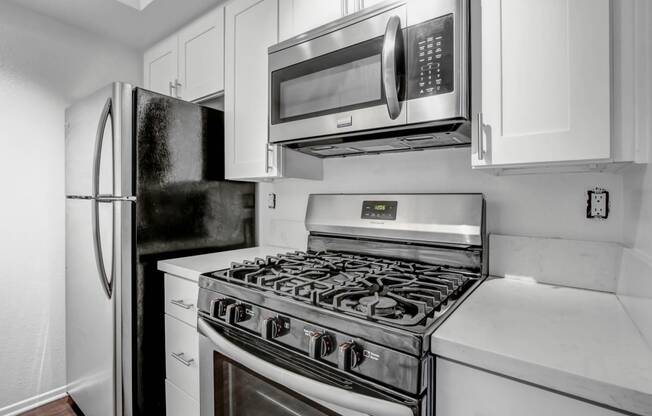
[165,315,199,399]
[165,380,199,416]
[164,273,199,327]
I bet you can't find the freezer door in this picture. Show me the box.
[65,84,115,198]
[65,82,134,416]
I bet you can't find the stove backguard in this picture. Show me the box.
[305,193,486,275]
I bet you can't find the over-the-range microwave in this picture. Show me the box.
[268,0,470,158]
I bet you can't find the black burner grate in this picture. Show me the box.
[210,251,478,328]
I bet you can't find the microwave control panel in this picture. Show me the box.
[406,14,455,100]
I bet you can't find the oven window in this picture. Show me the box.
[271,37,385,125]
[214,352,341,416]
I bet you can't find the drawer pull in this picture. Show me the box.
[170,299,193,310]
[171,352,194,367]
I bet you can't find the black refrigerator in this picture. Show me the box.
[65,83,255,416]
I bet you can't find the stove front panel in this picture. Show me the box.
[198,288,426,396]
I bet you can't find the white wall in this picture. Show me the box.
[0,1,140,410]
[258,148,625,250]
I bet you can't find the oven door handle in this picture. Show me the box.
[198,318,413,416]
[382,15,402,120]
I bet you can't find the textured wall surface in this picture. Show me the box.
[258,147,626,251]
[0,1,140,409]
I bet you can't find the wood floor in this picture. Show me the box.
[20,396,82,416]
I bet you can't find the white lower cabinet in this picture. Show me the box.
[166,380,199,416]
[164,273,199,416]
[436,358,627,416]
[164,273,199,327]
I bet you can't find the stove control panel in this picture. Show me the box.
[198,291,424,395]
[361,200,398,220]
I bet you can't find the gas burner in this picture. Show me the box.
[209,250,478,329]
[357,295,398,317]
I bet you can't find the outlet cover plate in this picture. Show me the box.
[587,188,609,219]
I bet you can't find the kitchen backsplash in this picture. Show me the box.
[257,147,624,250]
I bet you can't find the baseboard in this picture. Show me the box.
[0,386,67,416]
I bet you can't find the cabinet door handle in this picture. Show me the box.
[174,79,182,99]
[477,112,484,161]
[171,352,194,366]
[265,144,274,173]
[170,299,193,310]
[169,81,175,96]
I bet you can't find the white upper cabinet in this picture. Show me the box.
[143,6,225,101]
[473,0,611,168]
[356,0,387,12]
[224,0,323,181]
[144,36,178,97]
[178,7,225,101]
[279,0,344,41]
[225,0,279,179]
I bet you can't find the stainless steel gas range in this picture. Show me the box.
[197,194,486,416]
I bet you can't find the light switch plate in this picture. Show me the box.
[587,188,609,219]
[267,193,277,209]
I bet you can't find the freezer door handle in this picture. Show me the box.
[92,97,114,299]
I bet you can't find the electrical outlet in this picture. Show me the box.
[267,193,277,209]
[587,188,609,219]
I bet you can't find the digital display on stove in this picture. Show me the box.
[361,200,397,220]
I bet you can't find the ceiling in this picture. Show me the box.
[8,0,224,50]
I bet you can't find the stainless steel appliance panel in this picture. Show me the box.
[198,319,414,416]
[65,82,131,416]
[268,0,470,156]
[305,193,483,246]
[269,4,408,142]
[406,0,468,124]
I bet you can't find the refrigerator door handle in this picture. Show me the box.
[92,97,114,299]
[96,195,136,203]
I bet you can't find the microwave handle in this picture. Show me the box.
[198,318,413,416]
[382,15,402,120]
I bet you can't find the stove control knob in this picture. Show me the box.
[210,298,235,319]
[262,317,284,340]
[309,333,335,359]
[338,341,363,371]
[225,303,247,325]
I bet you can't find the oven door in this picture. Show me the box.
[268,4,407,144]
[198,318,416,416]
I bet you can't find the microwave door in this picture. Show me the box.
[268,4,408,143]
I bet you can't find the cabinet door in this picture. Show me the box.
[474,0,611,167]
[144,36,178,97]
[178,7,225,101]
[225,0,279,179]
[165,380,198,416]
[278,0,344,41]
[436,358,626,416]
[358,0,387,11]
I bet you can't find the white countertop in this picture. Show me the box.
[157,246,295,281]
[432,278,652,415]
